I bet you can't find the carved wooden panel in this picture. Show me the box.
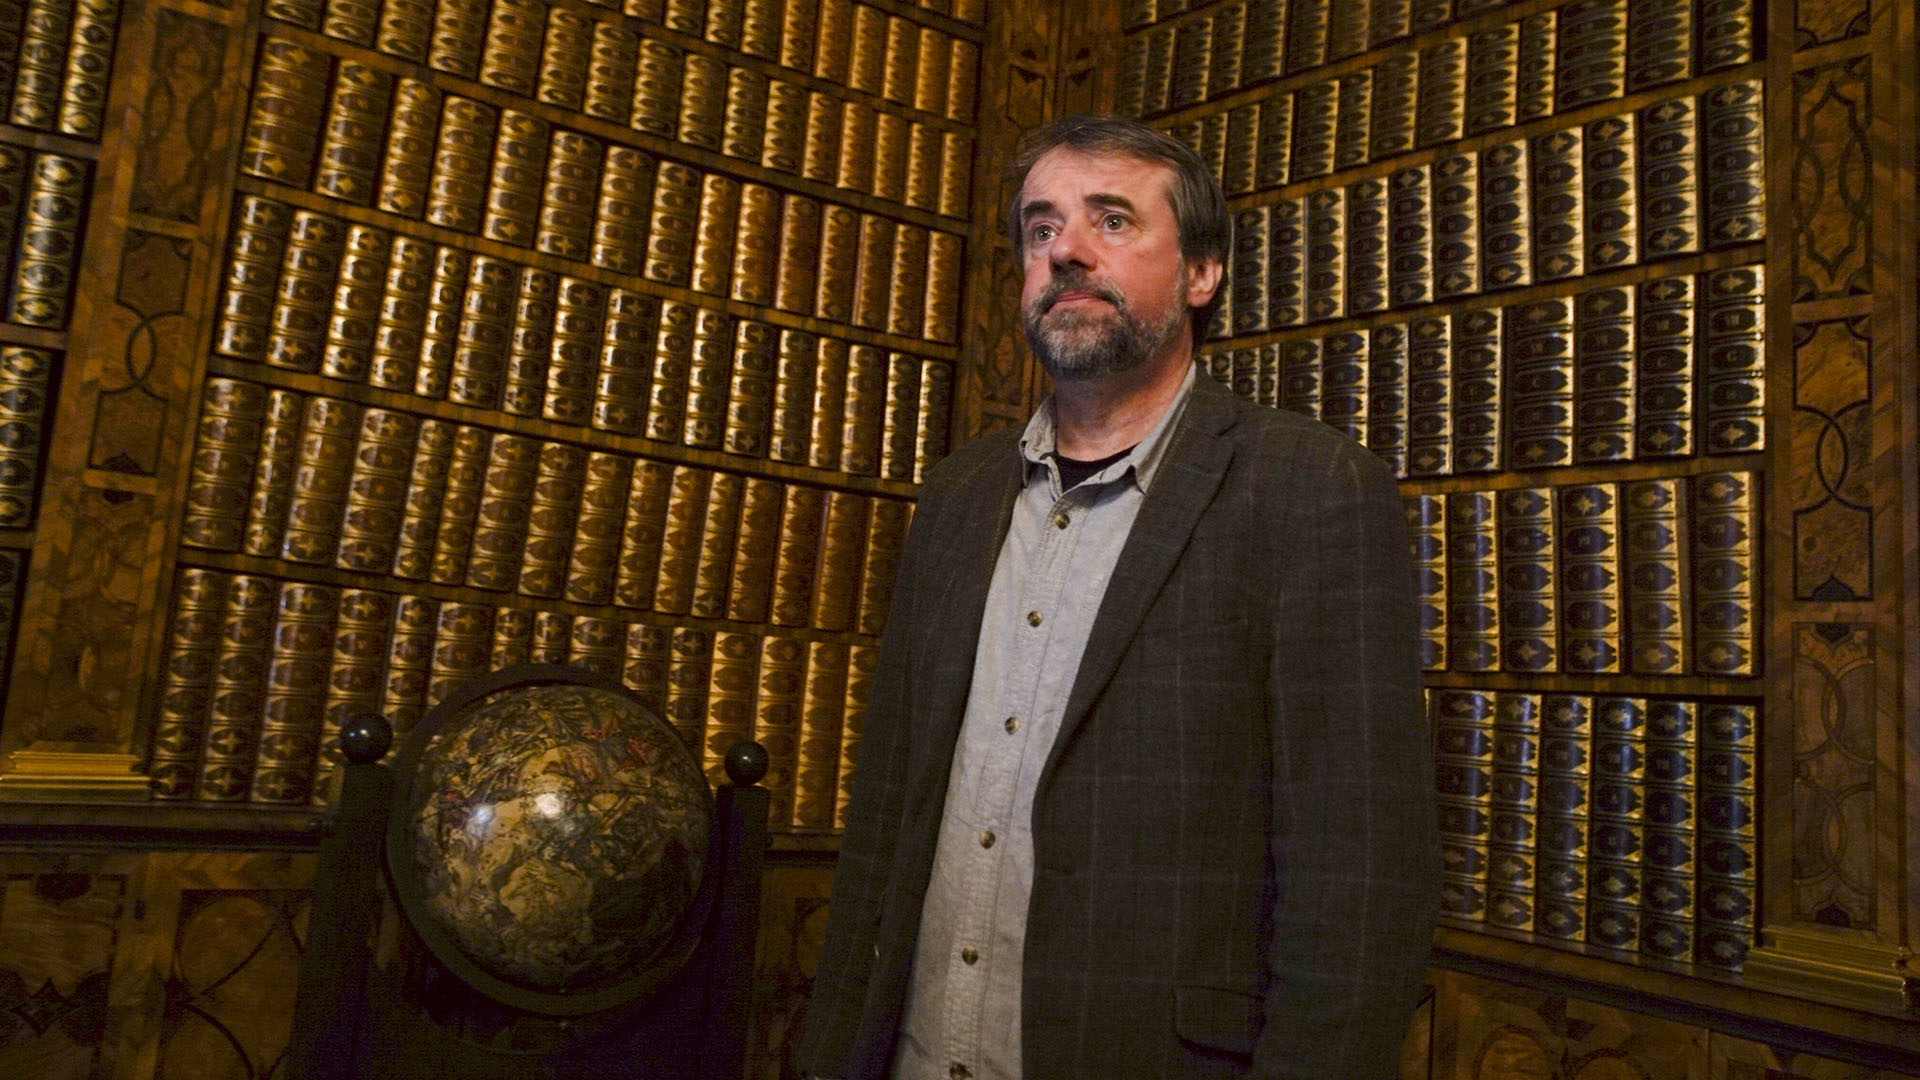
[1790,58,1871,303]
[1789,623,1875,929]
[1795,0,1871,49]
[1431,968,1709,1079]
[0,865,125,1080]
[1788,317,1872,601]
[743,863,833,1079]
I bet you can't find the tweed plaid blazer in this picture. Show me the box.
[796,373,1438,1080]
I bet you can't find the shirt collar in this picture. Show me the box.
[1017,361,1198,496]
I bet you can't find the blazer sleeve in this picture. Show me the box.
[1254,439,1439,1079]
[794,477,937,1079]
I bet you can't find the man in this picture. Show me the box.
[797,115,1437,1080]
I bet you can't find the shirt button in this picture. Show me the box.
[950,1065,972,1080]
[1004,716,1019,734]
[980,829,996,849]
[1027,610,1042,626]
[961,946,979,965]
[1053,512,1070,529]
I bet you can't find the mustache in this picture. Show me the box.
[1035,269,1125,314]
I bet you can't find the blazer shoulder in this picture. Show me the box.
[1222,395,1399,491]
[918,426,1022,502]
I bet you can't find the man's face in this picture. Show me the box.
[1016,148,1219,381]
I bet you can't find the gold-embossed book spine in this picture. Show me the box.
[1464,25,1517,137]
[812,491,869,632]
[313,588,392,802]
[692,471,745,619]
[243,389,304,559]
[1367,324,1409,477]
[324,223,390,383]
[810,338,850,471]
[1558,483,1624,674]
[1532,129,1584,283]
[151,570,228,800]
[794,640,847,829]
[478,0,543,97]
[1624,478,1687,675]
[837,645,877,829]
[614,460,674,610]
[314,62,392,207]
[1305,188,1346,323]
[1498,489,1558,672]
[1701,80,1765,249]
[502,267,557,417]
[1555,0,1627,112]
[1431,153,1479,300]
[565,451,631,605]
[683,307,733,450]
[183,378,267,551]
[1584,114,1638,270]
[840,344,886,477]
[725,320,777,458]
[413,245,469,399]
[518,442,587,599]
[1230,206,1269,335]
[465,433,539,591]
[771,328,817,465]
[1699,0,1755,72]
[1573,285,1635,463]
[1434,689,1492,922]
[1406,315,1451,477]
[335,407,418,574]
[537,7,592,111]
[1446,491,1500,674]
[755,634,806,827]
[1333,71,1371,171]
[1286,0,1329,75]
[391,419,454,580]
[654,464,712,616]
[1407,494,1447,670]
[241,38,330,188]
[195,574,278,801]
[595,287,659,436]
[1689,471,1755,676]
[217,195,293,363]
[427,602,492,707]
[381,594,436,738]
[428,425,491,586]
[1638,97,1700,259]
[1701,264,1764,454]
[1635,275,1696,458]
[281,396,359,566]
[377,78,439,219]
[1414,39,1464,150]
[425,95,495,233]
[451,255,514,408]
[1289,80,1337,182]
[1370,53,1417,162]
[1515,11,1557,124]
[772,484,826,626]
[1388,164,1432,308]
[1321,332,1368,446]
[727,476,783,623]
[266,209,345,374]
[1268,196,1306,327]
[1280,339,1322,419]
[858,496,911,635]
[483,109,548,248]
[1507,298,1575,470]
[251,582,340,805]
[547,276,606,425]
[703,631,758,783]
[1625,0,1692,94]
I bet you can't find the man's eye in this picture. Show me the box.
[1031,223,1056,243]
[1101,214,1127,230]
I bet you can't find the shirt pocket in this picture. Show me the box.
[1172,981,1262,1057]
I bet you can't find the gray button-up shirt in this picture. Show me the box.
[890,365,1197,1080]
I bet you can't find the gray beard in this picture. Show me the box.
[1022,276,1187,382]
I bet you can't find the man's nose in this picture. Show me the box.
[1047,221,1095,270]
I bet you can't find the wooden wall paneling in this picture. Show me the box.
[742,862,834,1079]
[0,855,134,1080]
[0,0,256,799]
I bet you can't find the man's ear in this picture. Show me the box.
[1185,256,1224,308]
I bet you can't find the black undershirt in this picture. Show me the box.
[1055,445,1136,491]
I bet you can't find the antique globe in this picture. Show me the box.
[386,666,715,1016]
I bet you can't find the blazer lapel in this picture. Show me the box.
[1044,378,1239,776]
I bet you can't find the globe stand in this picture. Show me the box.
[285,664,770,1080]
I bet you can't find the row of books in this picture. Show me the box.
[1430,688,1754,970]
[1123,0,1516,43]
[1401,471,1757,677]
[261,0,980,126]
[152,567,879,831]
[246,19,977,223]
[1202,264,1766,477]
[0,0,117,139]
[183,376,922,629]
[213,196,958,469]
[1122,0,1754,122]
[0,143,87,330]
[1184,82,1762,336]
[0,346,52,528]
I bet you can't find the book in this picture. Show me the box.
[726,319,777,457]
[335,408,419,573]
[1638,96,1700,258]
[614,460,674,610]
[1230,206,1270,335]
[926,232,963,344]
[1280,339,1322,418]
[377,79,440,219]
[183,379,269,552]
[240,38,330,188]
[755,634,806,826]
[1699,0,1755,71]
[945,37,979,124]
[1625,0,1692,93]
[1320,331,1368,445]
[1169,14,1211,109]
[841,344,887,476]
[324,223,391,383]
[1635,275,1696,458]
[705,0,745,49]
[1507,298,1575,469]
[906,121,943,211]
[802,90,844,183]
[1289,79,1337,181]
[704,631,760,785]
[724,67,770,164]
[465,433,539,591]
[546,276,607,425]
[1115,32,1147,116]
[764,80,811,177]
[794,641,848,829]
[680,54,729,153]
[654,464,711,615]
[810,338,850,470]
[1432,152,1479,300]
[518,441,587,598]
[837,644,878,828]
[1327,0,1369,60]
[1241,0,1283,84]
[151,570,229,799]
[502,267,557,417]
[314,587,393,802]
[1690,471,1755,676]
[1555,0,1627,112]
[429,425,491,586]
[1369,0,1411,47]
[631,38,682,137]
[1222,104,1260,196]
[539,129,602,263]
[478,0,542,95]
[1414,39,1464,149]
[425,95,496,234]
[1558,483,1624,674]
[1387,163,1432,308]
[429,0,488,79]
[567,616,625,679]
[281,396,359,565]
[816,202,862,323]
[724,476,783,622]
[848,3,887,95]
[1623,478,1686,674]
[1305,189,1346,323]
[1701,80,1765,249]
[881,14,921,107]
[1366,324,1409,477]
[837,99,876,193]
[1408,0,1451,33]
[412,245,470,400]
[1701,265,1764,454]
[584,21,639,124]
[1584,114,1638,270]
[217,195,293,363]
[880,352,922,480]
[623,623,671,716]
[265,209,345,375]
[684,307,734,450]
[381,594,436,738]
[1268,196,1306,327]
[243,389,304,559]
[530,610,569,665]
[427,602,493,708]
[1451,307,1501,474]
[663,628,715,760]
[857,496,912,635]
[314,62,393,207]
[376,0,433,61]
[1370,53,1418,162]
[391,419,455,580]
[646,160,701,287]
[482,108,549,248]
[913,25,951,116]
[1531,129,1584,283]
[1254,93,1292,189]
[1406,494,1446,670]
[1406,316,1452,477]
[1481,139,1531,292]
[772,484,827,626]
[731,183,780,307]
[7,151,81,328]
[196,574,279,801]
[1498,488,1558,672]
[594,287,656,437]
[1212,2,1247,97]
[1230,349,1259,403]
[252,582,340,804]
[1464,24,1518,137]
[1328,73,1372,176]
[1515,11,1557,123]
[564,451,632,605]
[888,224,930,339]
[851,213,897,331]
[450,255,514,409]
[1572,285,1635,464]
[1343,178,1389,318]
[1287,0,1330,75]
[663,0,703,34]
[769,194,824,317]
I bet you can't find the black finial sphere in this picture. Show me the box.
[724,740,768,787]
[339,713,394,764]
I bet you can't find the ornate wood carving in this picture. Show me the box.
[1789,317,1872,601]
[1789,623,1876,928]
[1790,58,1872,303]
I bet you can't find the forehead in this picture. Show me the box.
[1018,148,1178,214]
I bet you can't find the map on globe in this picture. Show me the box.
[400,681,714,999]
